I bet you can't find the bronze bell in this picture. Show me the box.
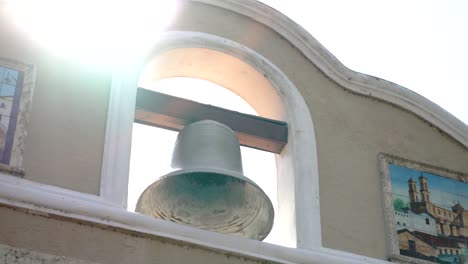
[136,120,274,240]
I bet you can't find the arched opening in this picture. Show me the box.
[129,77,280,243]
[135,46,294,245]
[138,48,286,121]
[101,31,321,249]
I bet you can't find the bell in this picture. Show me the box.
[136,120,274,240]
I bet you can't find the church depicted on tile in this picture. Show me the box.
[395,174,467,263]
[409,176,467,237]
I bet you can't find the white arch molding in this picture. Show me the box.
[195,0,468,147]
[100,31,322,249]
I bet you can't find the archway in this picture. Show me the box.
[101,31,321,248]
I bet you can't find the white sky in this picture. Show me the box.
[260,0,468,125]
[7,0,466,124]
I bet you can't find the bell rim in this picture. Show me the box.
[135,167,275,240]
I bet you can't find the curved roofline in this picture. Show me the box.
[195,0,468,148]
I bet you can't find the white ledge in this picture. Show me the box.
[0,174,390,264]
[195,0,468,148]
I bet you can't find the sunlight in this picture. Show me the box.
[129,77,281,244]
[5,0,180,66]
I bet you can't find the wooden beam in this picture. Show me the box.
[134,88,288,153]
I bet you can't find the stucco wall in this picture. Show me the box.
[0,13,110,194]
[0,1,467,261]
[0,206,274,264]
[0,243,99,264]
[166,3,468,258]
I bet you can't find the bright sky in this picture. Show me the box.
[260,0,468,125]
[6,0,467,124]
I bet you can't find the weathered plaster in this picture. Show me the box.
[0,187,390,264]
[0,12,111,194]
[101,31,321,248]
[0,206,279,264]
[0,244,98,264]
[0,0,466,262]
[193,0,468,148]
[145,2,468,258]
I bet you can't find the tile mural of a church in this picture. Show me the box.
[389,164,468,263]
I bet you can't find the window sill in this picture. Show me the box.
[0,173,390,264]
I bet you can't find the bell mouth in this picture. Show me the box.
[136,169,274,240]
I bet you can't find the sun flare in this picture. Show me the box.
[5,0,180,66]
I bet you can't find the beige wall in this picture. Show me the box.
[0,13,111,194]
[0,1,467,261]
[0,206,273,264]
[167,3,468,258]
[0,243,99,264]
